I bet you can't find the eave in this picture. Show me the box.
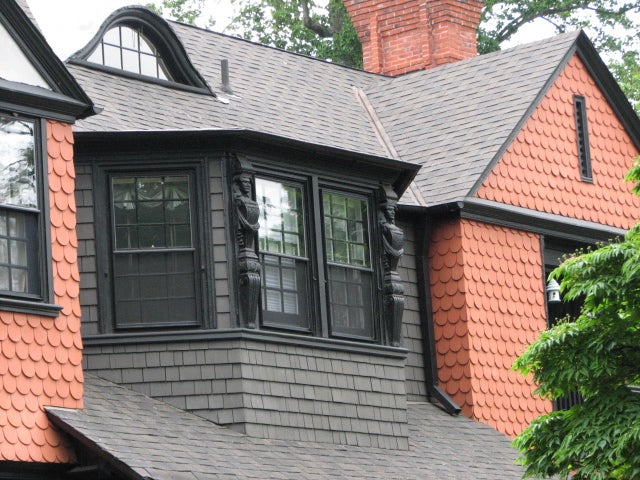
[74,129,420,196]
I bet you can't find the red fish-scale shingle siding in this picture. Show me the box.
[477,55,640,227]
[0,121,82,463]
[430,219,550,437]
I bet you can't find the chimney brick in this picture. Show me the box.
[344,0,483,75]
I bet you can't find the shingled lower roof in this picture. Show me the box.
[366,31,581,207]
[46,375,525,479]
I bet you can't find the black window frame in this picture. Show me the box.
[254,170,383,343]
[574,95,593,182]
[87,24,173,82]
[94,161,211,333]
[0,111,57,317]
[68,8,212,95]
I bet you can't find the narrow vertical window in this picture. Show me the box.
[574,95,592,181]
[323,192,374,339]
[256,178,310,331]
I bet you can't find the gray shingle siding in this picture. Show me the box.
[83,338,409,448]
[397,220,427,400]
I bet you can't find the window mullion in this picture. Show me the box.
[310,176,328,338]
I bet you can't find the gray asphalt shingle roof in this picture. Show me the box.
[366,31,579,206]
[66,9,586,208]
[47,375,525,479]
[68,20,388,159]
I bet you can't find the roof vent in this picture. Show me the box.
[220,59,233,95]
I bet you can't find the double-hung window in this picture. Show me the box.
[257,178,310,331]
[109,173,200,329]
[256,176,378,342]
[0,114,41,299]
[323,192,374,339]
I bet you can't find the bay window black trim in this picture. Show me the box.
[94,160,211,333]
[253,168,383,343]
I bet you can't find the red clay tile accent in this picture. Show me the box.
[477,54,640,229]
[430,219,550,437]
[0,121,82,463]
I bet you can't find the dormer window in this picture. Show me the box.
[69,7,212,95]
[87,25,171,81]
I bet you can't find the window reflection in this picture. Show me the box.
[0,117,37,209]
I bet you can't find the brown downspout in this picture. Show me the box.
[415,211,461,415]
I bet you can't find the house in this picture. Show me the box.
[1,0,640,477]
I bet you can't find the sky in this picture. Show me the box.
[26,0,554,61]
[27,0,237,60]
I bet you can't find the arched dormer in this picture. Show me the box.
[69,6,212,95]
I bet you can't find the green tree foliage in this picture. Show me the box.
[480,1,640,109]
[227,0,361,68]
[512,161,640,479]
[146,0,214,27]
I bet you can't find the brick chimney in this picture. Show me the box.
[343,0,484,76]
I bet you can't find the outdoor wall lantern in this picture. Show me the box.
[546,279,561,303]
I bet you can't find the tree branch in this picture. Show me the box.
[300,0,334,37]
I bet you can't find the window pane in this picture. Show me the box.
[139,36,154,54]
[122,49,140,74]
[103,27,120,45]
[0,117,37,208]
[10,240,27,266]
[0,209,38,295]
[257,179,305,257]
[113,251,197,328]
[11,269,27,292]
[260,252,309,330]
[140,53,158,77]
[103,44,121,69]
[0,267,9,290]
[87,47,103,65]
[323,192,370,268]
[112,175,192,250]
[0,239,7,263]
[119,26,138,50]
[328,265,373,339]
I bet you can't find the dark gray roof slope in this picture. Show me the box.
[47,375,525,479]
[68,19,388,159]
[367,31,581,206]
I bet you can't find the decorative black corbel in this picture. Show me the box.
[232,155,261,328]
[379,185,405,347]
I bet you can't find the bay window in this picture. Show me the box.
[109,172,201,329]
[256,176,379,342]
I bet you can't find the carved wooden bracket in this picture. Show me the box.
[232,155,261,328]
[379,184,405,347]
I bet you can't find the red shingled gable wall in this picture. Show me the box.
[477,54,640,227]
[0,121,83,463]
[430,54,640,438]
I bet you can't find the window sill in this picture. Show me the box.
[0,297,63,318]
[83,328,408,359]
